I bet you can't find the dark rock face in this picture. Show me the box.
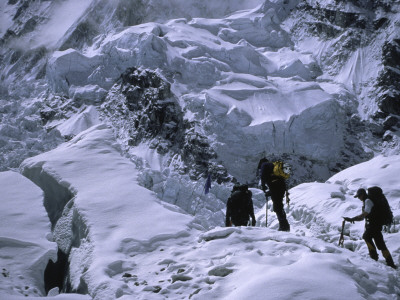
[378,90,400,116]
[292,0,400,145]
[115,68,181,147]
[59,21,99,51]
[383,115,398,130]
[382,39,400,69]
[298,2,370,40]
[101,67,229,182]
[377,40,400,116]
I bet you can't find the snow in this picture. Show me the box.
[1,124,399,299]
[0,171,56,298]
[282,155,400,258]
[0,1,15,37]
[35,0,92,48]
[19,124,195,299]
[36,0,375,183]
[56,105,100,138]
[1,0,400,299]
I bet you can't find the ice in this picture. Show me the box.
[0,171,56,298]
[56,105,100,138]
[1,126,399,299]
[1,0,400,299]
[20,124,195,299]
[31,0,93,49]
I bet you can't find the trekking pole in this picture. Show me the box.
[265,193,269,227]
[338,219,346,247]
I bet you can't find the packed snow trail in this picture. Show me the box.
[114,226,399,300]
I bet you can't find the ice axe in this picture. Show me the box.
[338,219,346,247]
[264,190,271,227]
[286,192,290,208]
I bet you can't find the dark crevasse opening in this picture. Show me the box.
[44,249,70,294]
[23,166,74,228]
[22,166,86,296]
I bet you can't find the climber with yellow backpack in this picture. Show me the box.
[258,157,291,231]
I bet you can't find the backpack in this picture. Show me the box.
[229,185,251,225]
[272,161,291,180]
[367,186,393,226]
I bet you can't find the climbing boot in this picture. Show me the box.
[368,249,379,261]
[382,250,397,269]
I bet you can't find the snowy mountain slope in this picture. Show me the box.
[2,0,391,182]
[285,0,400,148]
[255,155,400,273]
[43,0,365,185]
[0,0,400,298]
[1,126,399,299]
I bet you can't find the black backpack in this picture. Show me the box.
[367,186,393,226]
[230,185,251,225]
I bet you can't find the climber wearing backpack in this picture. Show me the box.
[259,158,290,231]
[344,187,397,269]
[226,184,256,227]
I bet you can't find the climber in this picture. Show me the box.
[226,184,256,227]
[258,158,290,231]
[344,188,396,269]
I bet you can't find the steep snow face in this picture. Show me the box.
[40,0,373,185]
[0,0,92,49]
[285,0,400,149]
[3,0,396,184]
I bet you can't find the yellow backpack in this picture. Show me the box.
[272,161,290,180]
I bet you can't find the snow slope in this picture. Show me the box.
[0,171,56,298]
[256,155,400,274]
[1,125,399,298]
[44,1,354,184]
[18,124,195,299]
[0,0,400,299]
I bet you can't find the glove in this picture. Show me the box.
[252,219,256,226]
[343,217,355,224]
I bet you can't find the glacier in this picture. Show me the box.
[0,0,399,299]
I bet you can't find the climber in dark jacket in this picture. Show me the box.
[344,188,397,269]
[226,184,256,227]
[259,159,290,231]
